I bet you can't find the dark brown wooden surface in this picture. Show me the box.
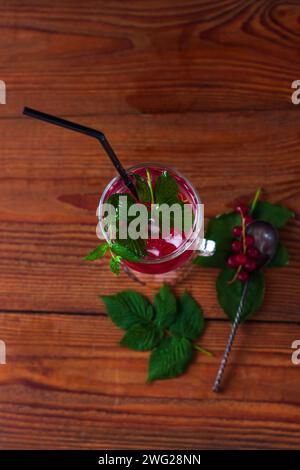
[0,0,299,449]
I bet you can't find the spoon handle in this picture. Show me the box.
[212,281,249,393]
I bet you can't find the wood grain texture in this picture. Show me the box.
[0,313,299,450]
[0,112,299,320]
[0,0,299,450]
[1,0,300,116]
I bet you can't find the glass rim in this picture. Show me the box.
[98,162,203,264]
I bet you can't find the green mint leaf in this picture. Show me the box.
[109,256,121,275]
[216,267,265,323]
[101,290,153,329]
[105,192,147,258]
[106,193,136,219]
[252,201,294,229]
[111,243,141,262]
[85,243,109,261]
[120,323,163,351]
[170,291,204,340]
[147,336,193,383]
[105,193,136,234]
[154,171,179,204]
[193,212,241,268]
[116,237,147,258]
[153,284,177,329]
[268,242,289,267]
[134,174,151,203]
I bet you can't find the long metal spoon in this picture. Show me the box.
[212,220,279,393]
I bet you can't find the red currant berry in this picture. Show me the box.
[232,225,242,237]
[245,259,256,272]
[245,235,254,246]
[237,271,250,282]
[244,214,252,225]
[235,203,248,215]
[227,255,239,268]
[235,253,248,265]
[247,246,260,259]
[231,240,242,252]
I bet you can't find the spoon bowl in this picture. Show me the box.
[246,220,279,268]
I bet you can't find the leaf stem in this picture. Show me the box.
[228,264,241,284]
[241,209,246,254]
[108,223,113,245]
[193,344,213,357]
[146,168,155,204]
[250,187,261,214]
[228,206,247,284]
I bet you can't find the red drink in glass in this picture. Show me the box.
[98,164,210,280]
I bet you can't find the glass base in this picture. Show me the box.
[122,259,196,289]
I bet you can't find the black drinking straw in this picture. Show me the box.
[23,107,138,199]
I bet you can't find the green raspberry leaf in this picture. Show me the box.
[147,337,193,383]
[101,291,153,329]
[268,242,289,268]
[252,201,294,229]
[111,243,141,262]
[170,291,204,340]
[85,243,109,261]
[193,212,241,268]
[216,267,265,323]
[153,283,177,329]
[120,323,163,351]
[134,174,151,203]
[154,171,179,204]
[109,256,121,275]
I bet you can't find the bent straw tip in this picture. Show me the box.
[23,106,35,116]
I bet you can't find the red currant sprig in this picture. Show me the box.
[227,203,260,283]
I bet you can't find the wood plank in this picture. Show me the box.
[0,312,299,449]
[0,112,298,320]
[0,0,300,451]
[1,0,300,116]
